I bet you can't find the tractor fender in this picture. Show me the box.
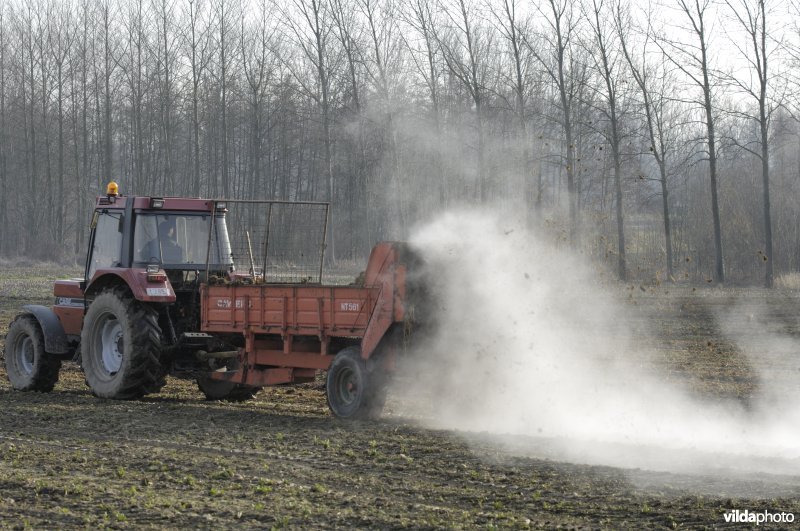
[86,269,176,303]
[20,305,70,355]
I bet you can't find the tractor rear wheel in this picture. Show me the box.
[81,289,165,399]
[3,315,61,392]
[196,357,260,402]
[326,346,386,420]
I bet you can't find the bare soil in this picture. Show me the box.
[1,267,800,529]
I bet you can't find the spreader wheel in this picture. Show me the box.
[3,315,61,392]
[326,346,386,420]
[196,357,260,402]
[81,289,165,399]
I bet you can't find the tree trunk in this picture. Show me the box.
[103,5,113,181]
[0,11,6,256]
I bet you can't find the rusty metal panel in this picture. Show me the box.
[53,306,83,337]
[245,368,294,386]
[253,349,334,370]
[53,279,84,299]
[201,284,379,333]
[207,366,295,386]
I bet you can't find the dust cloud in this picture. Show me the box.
[394,209,800,479]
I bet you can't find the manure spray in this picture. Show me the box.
[395,209,800,478]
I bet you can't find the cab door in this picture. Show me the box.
[85,210,125,281]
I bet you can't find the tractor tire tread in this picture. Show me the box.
[82,288,165,400]
[3,315,61,392]
[326,346,386,420]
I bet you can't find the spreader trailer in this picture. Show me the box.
[3,184,425,419]
[198,240,418,417]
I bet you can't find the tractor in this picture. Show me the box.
[3,183,424,418]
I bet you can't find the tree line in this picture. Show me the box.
[0,0,799,286]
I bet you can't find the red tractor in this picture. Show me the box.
[3,184,425,418]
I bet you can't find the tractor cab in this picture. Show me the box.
[84,183,234,294]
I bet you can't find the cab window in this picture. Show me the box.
[87,212,123,279]
[132,213,233,267]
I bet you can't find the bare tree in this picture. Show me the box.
[359,0,400,102]
[526,0,582,243]
[74,0,95,254]
[724,0,786,287]
[98,0,119,182]
[658,0,725,282]
[486,0,537,214]
[153,0,178,193]
[47,0,76,248]
[275,0,338,260]
[402,0,441,130]
[359,0,409,233]
[240,0,276,199]
[213,0,237,198]
[20,1,40,253]
[330,0,372,254]
[330,0,363,113]
[584,0,627,280]
[0,2,7,255]
[32,2,55,240]
[435,0,493,201]
[183,0,212,197]
[121,0,149,193]
[617,2,684,280]
[400,0,445,203]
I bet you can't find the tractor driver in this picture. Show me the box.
[144,220,184,263]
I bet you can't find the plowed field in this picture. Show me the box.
[2,265,800,529]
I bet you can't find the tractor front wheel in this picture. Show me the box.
[3,315,61,391]
[81,289,165,399]
[326,346,386,420]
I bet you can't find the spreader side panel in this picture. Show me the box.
[201,285,380,336]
